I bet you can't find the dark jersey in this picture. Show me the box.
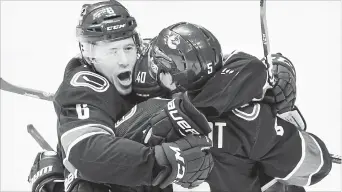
[206,103,331,192]
[192,50,270,117]
[53,56,159,189]
[116,51,332,192]
[115,99,331,192]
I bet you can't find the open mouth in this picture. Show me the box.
[117,71,132,86]
[118,71,131,81]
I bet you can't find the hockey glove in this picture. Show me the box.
[277,105,307,131]
[263,53,296,114]
[153,134,213,189]
[144,92,211,146]
[28,151,64,192]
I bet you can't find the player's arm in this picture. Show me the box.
[55,86,212,189]
[55,100,159,187]
[57,105,213,189]
[250,105,332,187]
[114,93,214,188]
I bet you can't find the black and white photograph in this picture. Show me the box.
[1,1,341,192]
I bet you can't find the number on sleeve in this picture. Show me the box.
[207,63,213,74]
[76,104,89,119]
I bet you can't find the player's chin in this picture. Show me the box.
[117,86,132,95]
[113,78,133,95]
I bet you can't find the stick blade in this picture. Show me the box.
[0,77,55,101]
[27,124,54,151]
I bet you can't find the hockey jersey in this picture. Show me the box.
[191,50,270,117]
[117,51,332,192]
[53,56,158,189]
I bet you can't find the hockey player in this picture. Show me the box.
[115,22,333,192]
[27,1,213,192]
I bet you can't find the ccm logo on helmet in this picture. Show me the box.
[107,24,126,31]
[167,99,200,136]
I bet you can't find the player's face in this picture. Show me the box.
[93,37,137,95]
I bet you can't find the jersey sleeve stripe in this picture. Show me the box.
[276,131,323,186]
[276,130,306,182]
[305,134,324,186]
[61,123,114,141]
[61,124,114,152]
[62,131,111,174]
[60,124,115,171]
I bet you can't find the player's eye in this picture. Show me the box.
[108,48,118,55]
[125,46,136,51]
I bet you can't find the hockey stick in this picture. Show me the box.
[0,77,55,101]
[259,2,280,189]
[260,0,275,87]
[27,124,54,151]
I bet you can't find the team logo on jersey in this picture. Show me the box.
[232,103,260,121]
[167,33,180,49]
[70,71,110,92]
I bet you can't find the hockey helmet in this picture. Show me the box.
[149,22,223,93]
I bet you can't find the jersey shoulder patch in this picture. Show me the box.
[70,70,110,93]
[54,57,128,121]
[232,103,261,121]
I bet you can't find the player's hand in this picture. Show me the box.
[153,135,213,189]
[144,92,212,146]
[28,151,64,192]
[262,53,296,114]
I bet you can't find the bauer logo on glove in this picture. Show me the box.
[165,92,211,137]
[167,98,200,136]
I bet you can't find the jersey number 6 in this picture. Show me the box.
[76,104,89,119]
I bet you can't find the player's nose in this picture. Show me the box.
[117,50,129,68]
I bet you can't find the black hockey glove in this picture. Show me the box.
[144,92,212,146]
[28,151,64,192]
[153,134,213,189]
[263,53,296,114]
